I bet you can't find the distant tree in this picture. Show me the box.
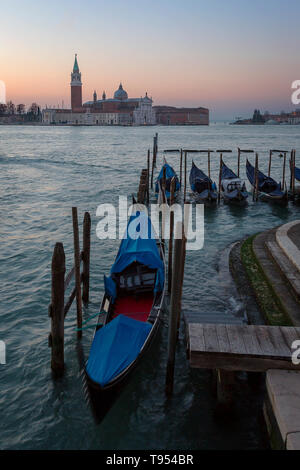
[252,109,264,123]
[29,103,39,115]
[17,104,25,114]
[6,101,15,115]
[0,103,7,115]
[26,103,41,122]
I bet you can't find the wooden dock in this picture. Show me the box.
[187,323,300,372]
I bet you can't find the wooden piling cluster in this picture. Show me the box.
[150,133,158,189]
[49,208,91,375]
[137,167,149,204]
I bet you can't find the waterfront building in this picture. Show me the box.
[42,55,156,126]
[154,105,209,125]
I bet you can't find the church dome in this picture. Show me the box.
[143,92,152,102]
[114,83,128,100]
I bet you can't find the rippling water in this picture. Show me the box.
[0,124,299,449]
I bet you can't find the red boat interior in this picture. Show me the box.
[111,262,156,323]
[112,293,154,322]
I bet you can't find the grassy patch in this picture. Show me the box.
[241,235,292,326]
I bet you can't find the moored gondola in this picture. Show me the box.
[221,161,248,204]
[246,159,288,204]
[85,211,166,422]
[155,158,180,202]
[189,161,217,205]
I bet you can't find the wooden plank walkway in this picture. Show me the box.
[187,323,300,372]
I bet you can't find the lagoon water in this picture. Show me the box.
[0,123,299,449]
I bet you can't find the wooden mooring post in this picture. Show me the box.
[137,169,148,204]
[147,149,150,204]
[237,148,254,177]
[165,221,186,396]
[290,150,294,191]
[167,177,176,293]
[153,133,158,168]
[72,207,83,339]
[291,149,296,198]
[254,153,259,201]
[218,153,222,204]
[282,152,287,191]
[268,150,272,177]
[151,150,155,190]
[82,212,91,304]
[184,151,187,203]
[49,243,65,374]
[49,209,91,374]
[180,149,183,189]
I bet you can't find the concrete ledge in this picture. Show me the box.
[266,241,300,300]
[253,230,300,326]
[266,370,300,449]
[276,221,300,273]
[286,432,300,450]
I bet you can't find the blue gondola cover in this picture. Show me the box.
[86,315,152,386]
[221,162,238,179]
[295,166,300,182]
[246,159,284,196]
[155,162,180,197]
[104,212,164,299]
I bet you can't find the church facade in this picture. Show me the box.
[42,55,156,126]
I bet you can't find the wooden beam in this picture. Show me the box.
[187,324,300,371]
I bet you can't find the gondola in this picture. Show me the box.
[221,161,248,204]
[84,211,166,422]
[189,161,217,205]
[246,159,288,204]
[155,158,180,202]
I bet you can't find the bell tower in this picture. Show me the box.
[70,54,82,110]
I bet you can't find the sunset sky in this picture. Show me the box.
[1,0,299,119]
